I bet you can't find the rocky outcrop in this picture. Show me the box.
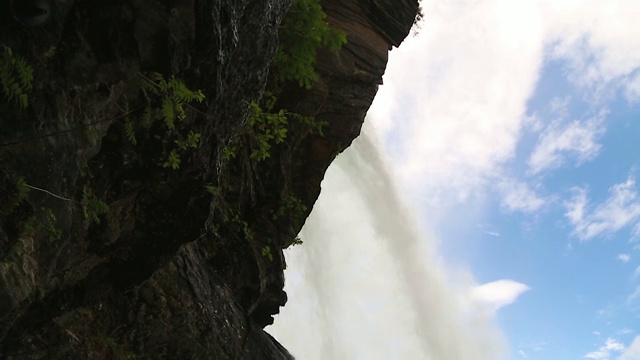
[0,0,418,358]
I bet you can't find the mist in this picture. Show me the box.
[268,125,506,360]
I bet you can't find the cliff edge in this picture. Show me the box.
[0,0,418,358]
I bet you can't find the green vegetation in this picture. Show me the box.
[272,0,347,88]
[261,245,274,261]
[20,208,63,243]
[40,208,63,242]
[138,73,206,170]
[209,1,345,252]
[0,174,30,215]
[247,101,288,161]
[0,44,33,109]
[140,73,205,131]
[82,186,109,227]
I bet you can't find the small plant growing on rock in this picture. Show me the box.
[261,245,274,261]
[0,44,33,109]
[272,0,347,88]
[82,186,109,227]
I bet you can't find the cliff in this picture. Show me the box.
[0,0,418,358]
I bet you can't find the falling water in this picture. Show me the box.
[268,125,505,360]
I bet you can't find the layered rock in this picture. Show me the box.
[0,0,418,358]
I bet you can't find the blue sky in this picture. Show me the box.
[270,1,640,359]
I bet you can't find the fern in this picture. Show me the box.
[82,186,109,227]
[140,72,205,131]
[0,44,34,108]
[120,98,137,145]
[261,246,274,261]
[162,149,181,170]
[14,175,29,202]
[124,120,137,145]
[85,126,101,145]
[175,131,201,151]
[272,0,347,88]
[161,97,176,130]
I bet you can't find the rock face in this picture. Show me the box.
[0,0,418,358]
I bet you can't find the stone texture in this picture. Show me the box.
[0,0,418,358]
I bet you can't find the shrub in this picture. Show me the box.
[271,0,347,89]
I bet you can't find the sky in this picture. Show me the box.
[269,0,640,359]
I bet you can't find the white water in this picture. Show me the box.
[268,126,505,360]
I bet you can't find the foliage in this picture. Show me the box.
[162,149,181,170]
[13,175,29,201]
[82,186,109,227]
[85,126,101,145]
[261,245,274,261]
[138,73,205,170]
[222,144,237,161]
[41,208,63,242]
[124,120,137,145]
[121,99,137,145]
[247,101,288,161]
[0,174,30,215]
[0,44,33,109]
[175,131,201,151]
[272,0,347,88]
[22,208,63,243]
[140,72,205,131]
[271,194,307,220]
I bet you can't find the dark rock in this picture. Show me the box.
[0,0,418,358]
[10,0,51,27]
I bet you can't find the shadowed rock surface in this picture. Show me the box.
[0,0,418,358]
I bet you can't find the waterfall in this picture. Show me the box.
[268,125,505,360]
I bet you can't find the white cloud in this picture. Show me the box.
[367,0,545,203]
[308,0,640,360]
[618,336,640,360]
[618,254,631,263]
[471,280,531,311]
[565,178,640,240]
[528,112,606,175]
[585,338,625,360]
[369,0,640,207]
[627,286,640,305]
[544,1,640,101]
[498,180,547,213]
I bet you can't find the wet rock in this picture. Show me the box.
[0,0,418,358]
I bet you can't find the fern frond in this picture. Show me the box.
[0,45,33,109]
[85,127,100,144]
[124,120,137,145]
[82,186,109,227]
[161,97,175,130]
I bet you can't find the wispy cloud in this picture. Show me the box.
[546,1,640,101]
[471,280,531,311]
[498,180,547,213]
[564,177,640,241]
[528,111,606,175]
[584,338,625,359]
[618,254,631,263]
